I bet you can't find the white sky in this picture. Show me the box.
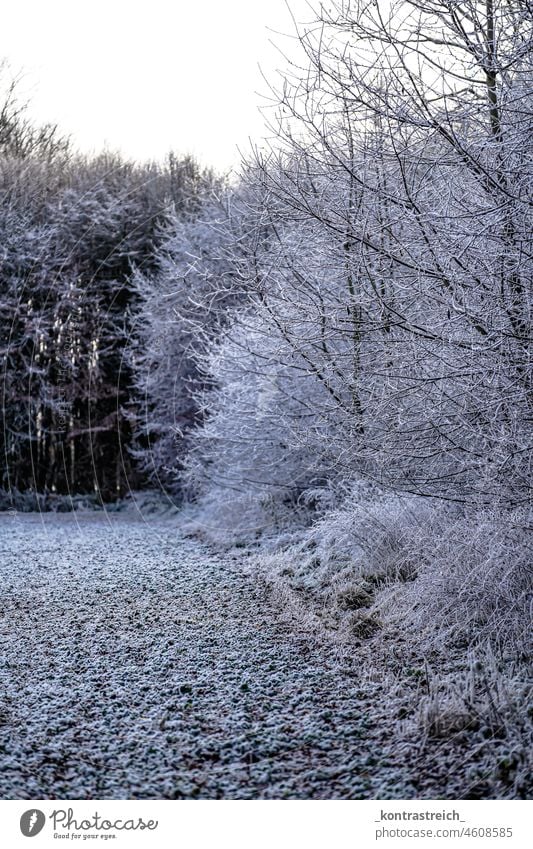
[0,0,311,173]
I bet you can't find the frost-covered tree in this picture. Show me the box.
[0,82,214,499]
[176,0,532,534]
[130,178,252,492]
[0,65,70,161]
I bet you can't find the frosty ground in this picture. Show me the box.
[0,512,526,799]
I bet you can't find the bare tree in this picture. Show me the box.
[217,0,533,507]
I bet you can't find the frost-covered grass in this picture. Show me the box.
[249,490,532,798]
[0,511,424,800]
[0,489,105,513]
[0,489,180,516]
[169,479,533,797]
[257,492,531,650]
[177,487,313,547]
[182,485,533,797]
[1,505,529,799]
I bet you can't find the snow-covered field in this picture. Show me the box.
[0,512,409,799]
[0,512,528,800]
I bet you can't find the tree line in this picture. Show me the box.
[0,70,216,500]
[135,0,532,531]
[1,0,531,522]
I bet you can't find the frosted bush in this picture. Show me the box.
[257,488,531,660]
[379,507,532,655]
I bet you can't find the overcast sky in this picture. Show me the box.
[1,0,311,172]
